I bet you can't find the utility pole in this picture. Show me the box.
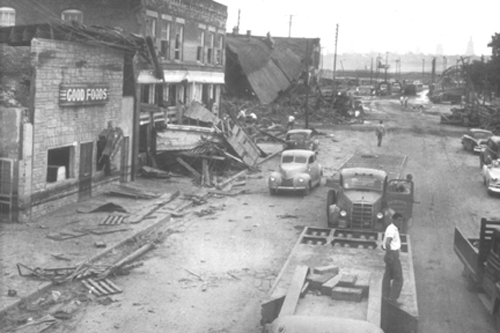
[422,58,425,81]
[305,40,310,128]
[288,15,295,38]
[331,23,339,106]
[384,52,388,82]
[370,57,373,85]
[237,9,240,33]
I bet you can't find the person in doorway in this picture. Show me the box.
[382,212,404,306]
[376,120,386,147]
[287,115,295,130]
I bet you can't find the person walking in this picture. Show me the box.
[382,212,404,306]
[376,120,386,147]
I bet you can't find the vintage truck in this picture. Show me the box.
[261,226,419,333]
[326,154,414,233]
[454,218,500,327]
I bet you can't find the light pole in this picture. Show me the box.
[422,58,425,81]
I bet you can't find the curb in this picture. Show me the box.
[0,211,176,318]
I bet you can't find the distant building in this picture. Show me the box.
[466,37,475,56]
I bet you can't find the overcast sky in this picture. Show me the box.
[217,0,500,56]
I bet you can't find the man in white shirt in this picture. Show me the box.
[382,212,404,306]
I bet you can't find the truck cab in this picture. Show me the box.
[326,167,414,233]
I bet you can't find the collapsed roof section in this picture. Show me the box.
[225,34,308,104]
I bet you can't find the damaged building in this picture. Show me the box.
[225,31,321,104]
[0,23,149,222]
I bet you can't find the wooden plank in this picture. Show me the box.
[278,265,309,317]
[216,169,247,189]
[82,279,102,296]
[176,157,201,180]
[367,272,383,327]
[104,278,123,293]
[87,279,109,295]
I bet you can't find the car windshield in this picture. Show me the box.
[287,133,307,141]
[343,175,383,191]
[473,132,492,139]
[282,155,307,164]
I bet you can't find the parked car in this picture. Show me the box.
[480,136,500,168]
[482,160,500,195]
[284,129,319,153]
[268,150,322,196]
[461,128,493,153]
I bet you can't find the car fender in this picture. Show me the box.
[268,172,282,186]
[294,173,311,187]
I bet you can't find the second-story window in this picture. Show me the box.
[197,30,205,62]
[146,15,157,38]
[174,24,184,61]
[207,33,214,64]
[216,35,224,65]
[62,9,83,23]
[0,7,15,27]
[160,19,170,59]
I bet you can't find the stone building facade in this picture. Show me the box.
[0,37,134,222]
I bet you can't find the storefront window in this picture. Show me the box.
[47,146,74,183]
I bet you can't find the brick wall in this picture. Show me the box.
[25,38,125,219]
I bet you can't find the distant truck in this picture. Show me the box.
[454,218,500,327]
[326,154,414,233]
[261,226,419,333]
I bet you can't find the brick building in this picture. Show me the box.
[0,0,227,119]
[0,24,146,222]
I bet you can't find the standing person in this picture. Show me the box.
[382,213,404,306]
[287,115,295,130]
[399,95,405,108]
[376,120,385,147]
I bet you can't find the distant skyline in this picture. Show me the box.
[217,0,500,56]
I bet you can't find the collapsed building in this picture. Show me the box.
[225,31,321,104]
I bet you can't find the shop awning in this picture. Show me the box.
[138,70,225,84]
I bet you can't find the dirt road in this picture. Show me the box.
[46,95,500,333]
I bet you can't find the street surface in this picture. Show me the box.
[10,94,500,333]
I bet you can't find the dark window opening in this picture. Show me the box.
[47,146,72,182]
[161,41,170,59]
[169,84,177,106]
[141,85,150,103]
[202,84,209,105]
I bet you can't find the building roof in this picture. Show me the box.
[226,35,303,104]
[0,22,146,55]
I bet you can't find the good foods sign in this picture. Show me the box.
[59,83,109,106]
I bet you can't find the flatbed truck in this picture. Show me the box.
[261,226,419,333]
[454,218,500,329]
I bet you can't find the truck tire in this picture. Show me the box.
[326,190,336,224]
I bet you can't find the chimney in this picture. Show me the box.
[246,30,251,38]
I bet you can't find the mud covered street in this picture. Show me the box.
[8,95,500,333]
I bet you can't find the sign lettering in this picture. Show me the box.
[59,83,110,106]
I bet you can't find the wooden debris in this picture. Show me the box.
[216,169,248,189]
[176,157,201,180]
[139,166,171,179]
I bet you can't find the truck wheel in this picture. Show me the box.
[326,190,336,224]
